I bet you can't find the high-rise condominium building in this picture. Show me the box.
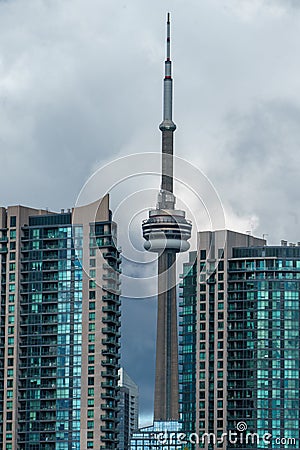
[180,230,300,450]
[117,368,139,450]
[0,195,121,450]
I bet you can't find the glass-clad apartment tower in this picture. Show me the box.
[179,230,300,450]
[179,251,197,443]
[0,195,121,450]
[117,368,139,450]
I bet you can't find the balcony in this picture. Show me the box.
[102,348,117,358]
[101,370,118,379]
[102,327,117,335]
[100,425,117,433]
[101,414,116,421]
[101,434,118,443]
[43,253,59,261]
[42,327,58,335]
[102,335,119,344]
[43,264,58,271]
[103,273,119,282]
[101,381,115,389]
[101,392,115,401]
[101,404,117,412]
[43,275,58,282]
[101,359,119,369]
[102,316,119,326]
[102,305,119,314]
[102,285,121,296]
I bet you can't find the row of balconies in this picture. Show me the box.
[20,317,58,325]
[19,381,56,390]
[21,230,69,240]
[19,348,57,358]
[21,253,59,262]
[19,372,56,380]
[22,264,60,272]
[21,307,58,315]
[19,391,57,400]
[19,359,56,368]
[18,413,56,423]
[18,401,56,412]
[19,339,56,346]
[21,294,58,302]
[22,274,59,282]
[21,242,68,251]
[21,285,58,293]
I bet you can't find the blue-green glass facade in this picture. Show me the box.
[0,224,6,445]
[179,252,197,450]
[18,215,83,448]
[227,246,300,449]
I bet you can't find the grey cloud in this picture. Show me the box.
[272,0,300,8]
[207,100,300,243]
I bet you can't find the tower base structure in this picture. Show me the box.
[130,421,182,450]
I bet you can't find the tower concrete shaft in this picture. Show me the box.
[142,13,192,422]
[154,251,179,420]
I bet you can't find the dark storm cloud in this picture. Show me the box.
[1,0,300,423]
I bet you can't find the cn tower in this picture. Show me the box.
[142,13,192,421]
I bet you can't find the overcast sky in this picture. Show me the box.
[1,0,300,425]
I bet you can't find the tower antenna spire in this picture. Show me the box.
[159,12,176,207]
[167,12,171,61]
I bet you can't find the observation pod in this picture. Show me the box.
[142,200,192,253]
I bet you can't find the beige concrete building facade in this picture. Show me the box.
[0,195,121,450]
